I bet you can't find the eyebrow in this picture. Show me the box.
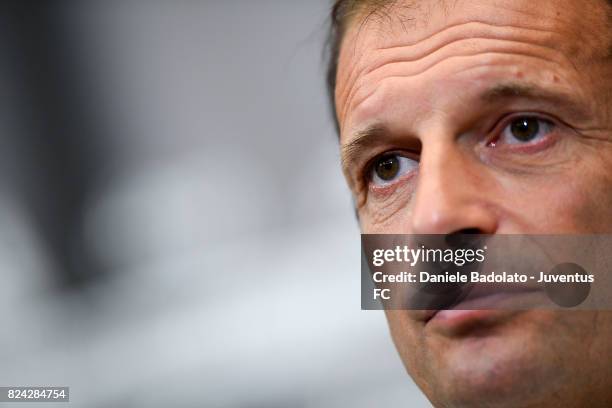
[480,82,584,111]
[481,82,590,128]
[341,124,388,170]
[340,81,587,171]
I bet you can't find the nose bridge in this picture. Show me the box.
[411,139,497,235]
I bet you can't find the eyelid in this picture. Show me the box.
[366,149,420,170]
[367,152,419,187]
[365,151,416,177]
[487,112,557,144]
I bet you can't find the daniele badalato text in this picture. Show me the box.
[371,246,595,284]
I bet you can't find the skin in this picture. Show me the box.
[335,0,612,407]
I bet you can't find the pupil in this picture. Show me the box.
[511,118,539,141]
[376,156,399,181]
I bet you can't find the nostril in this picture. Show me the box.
[458,228,484,235]
[445,228,486,248]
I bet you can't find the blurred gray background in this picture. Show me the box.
[0,1,430,406]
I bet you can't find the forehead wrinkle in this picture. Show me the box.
[356,37,566,90]
[339,1,562,82]
[345,47,573,129]
[337,2,434,128]
[364,42,566,84]
[337,18,570,130]
[374,21,562,53]
[491,0,612,56]
[359,23,564,87]
[339,18,565,90]
[336,0,612,124]
[354,23,568,91]
[339,1,405,92]
[336,0,423,126]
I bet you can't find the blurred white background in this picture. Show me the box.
[0,1,430,406]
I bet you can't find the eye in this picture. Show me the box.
[370,154,418,186]
[491,116,555,146]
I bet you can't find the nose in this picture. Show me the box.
[410,141,498,235]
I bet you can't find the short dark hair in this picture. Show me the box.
[325,1,349,134]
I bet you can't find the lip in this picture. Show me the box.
[419,285,546,335]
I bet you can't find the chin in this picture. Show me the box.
[439,335,553,405]
[406,312,567,407]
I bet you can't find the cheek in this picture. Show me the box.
[573,160,612,232]
[482,141,612,233]
[359,186,415,233]
[359,202,412,233]
[506,164,612,233]
[384,311,432,383]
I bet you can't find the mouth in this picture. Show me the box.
[419,284,545,334]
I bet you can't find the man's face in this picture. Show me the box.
[336,0,612,406]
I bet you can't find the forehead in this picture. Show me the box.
[335,0,611,134]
